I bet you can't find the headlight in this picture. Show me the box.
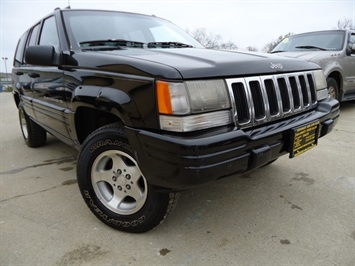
[312,70,328,101]
[156,79,232,132]
[159,110,232,132]
[185,80,231,113]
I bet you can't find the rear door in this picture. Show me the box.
[13,27,38,119]
[343,32,355,94]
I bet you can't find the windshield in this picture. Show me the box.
[272,31,346,52]
[63,10,203,49]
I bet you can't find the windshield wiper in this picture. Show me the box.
[270,50,285,54]
[147,42,193,48]
[79,39,144,49]
[295,45,327,51]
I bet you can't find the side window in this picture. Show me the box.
[14,31,29,65]
[349,33,355,51]
[28,24,40,46]
[22,24,40,65]
[39,16,60,52]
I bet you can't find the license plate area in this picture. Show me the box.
[290,121,320,158]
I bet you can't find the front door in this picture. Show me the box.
[30,15,71,140]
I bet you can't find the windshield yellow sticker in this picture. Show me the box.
[282,38,289,43]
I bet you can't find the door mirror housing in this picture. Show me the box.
[25,45,56,66]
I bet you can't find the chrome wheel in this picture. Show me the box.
[326,77,339,101]
[91,150,148,215]
[19,108,28,140]
[328,85,336,99]
[17,102,46,147]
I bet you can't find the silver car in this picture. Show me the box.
[272,30,355,101]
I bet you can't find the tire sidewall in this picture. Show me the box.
[327,77,340,101]
[18,103,29,143]
[18,102,46,147]
[77,126,168,232]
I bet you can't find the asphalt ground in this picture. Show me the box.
[0,92,354,266]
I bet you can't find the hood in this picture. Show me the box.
[273,50,342,63]
[74,48,321,79]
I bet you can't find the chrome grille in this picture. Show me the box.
[226,71,317,128]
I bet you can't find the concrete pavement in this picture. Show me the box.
[0,92,354,265]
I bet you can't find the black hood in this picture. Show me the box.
[73,48,321,80]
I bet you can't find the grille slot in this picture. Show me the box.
[289,77,301,110]
[299,75,310,107]
[277,78,291,113]
[232,82,250,124]
[264,79,279,116]
[249,81,265,120]
[227,71,318,128]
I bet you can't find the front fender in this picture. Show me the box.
[316,56,344,79]
[72,85,134,125]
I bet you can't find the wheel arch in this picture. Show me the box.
[72,85,134,144]
[326,71,343,92]
[74,106,123,144]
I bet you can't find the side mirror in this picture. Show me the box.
[25,45,56,66]
[346,43,355,56]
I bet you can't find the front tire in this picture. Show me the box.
[77,123,179,233]
[327,77,340,101]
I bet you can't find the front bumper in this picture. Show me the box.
[126,98,339,190]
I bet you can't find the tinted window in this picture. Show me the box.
[39,16,60,51]
[28,24,40,46]
[22,24,40,65]
[14,31,28,64]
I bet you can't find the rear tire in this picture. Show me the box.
[18,103,47,147]
[77,123,179,233]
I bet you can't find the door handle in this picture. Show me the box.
[15,71,24,76]
[28,73,40,78]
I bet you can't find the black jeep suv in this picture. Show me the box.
[12,8,339,233]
